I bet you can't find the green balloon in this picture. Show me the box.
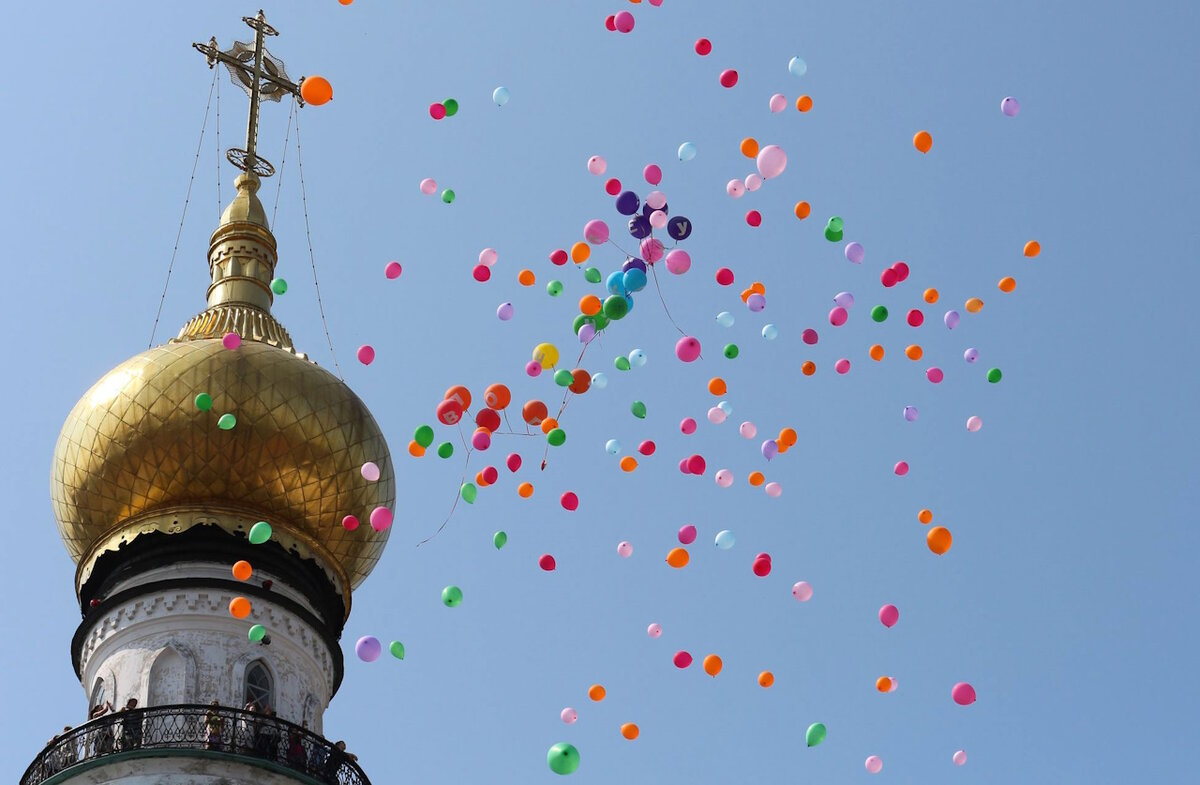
[547,742,580,775]
[194,392,213,411]
[217,413,237,430]
[583,267,602,284]
[414,424,435,448]
[442,98,459,116]
[248,624,267,642]
[591,312,610,331]
[806,722,827,747]
[631,400,647,419]
[493,530,507,549]
[547,428,566,446]
[724,343,740,359]
[442,585,463,607]
[824,217,844,242]
[270,277,288,295]
[547,280,564,296]
[572,314,591,335]
[987,367,1002,383]
[437,441,454,459]
[614,356,631,371]
[389,640,405,660]
[248,521,273,545]
[461,483,477,504]
[602,294,629,320]
[871,305,888,322]
[441,189,455,204]
[554,369,574,387]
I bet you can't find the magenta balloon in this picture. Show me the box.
[678,458,691,474]
[680,417,697,434]
[951,682,977,705]
[369,506,393,531]
[673,650,693,668]
[525,360,542,377]
[675,335,702,362]
[801,328,819,345]
[614,10,634,33]
[678,524,698,545]
[471,430,491,450]
[755,144,788,179]
[584,219,610,244]
[640,238,664,263]
[894,461,910,476]
[829,307,848,326]
[665,249,692,275]
[643,164,662,185]
[385,261,403,279]
[222,332,242,351]
[878,604,899,628]
[834,358,850,374]
[926,367,945,384]
[357,345,375,365]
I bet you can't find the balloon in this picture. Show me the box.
[647,623,662,638]
[907,309,925,327]
[965,297,983,313]
[588,684,606,701]
[724,344,739,359]
[869,305,888,323]
[998,276,1016,293]
[267,277,288,296]
[719,69,738,88]
[614,10,634,32]
[229,596,251,619]
[631,400,647,419]
[441,98,459,117]
[954,750,968,766]
[413,425,435,448]
[419,178,437,195]
[472,264,491,282]
[643,164,662,185]
[232,560,252,581]
[222,332,242,350]
[717,400,733,416]
[834,358,850,374]
[715,469,734,488]
[248,624,267,642]
[879,604,899,628]
[356,345,375,365]
[637,440,655,456]
[805,723,826,747]
[665,249,691,275]
[769,93,787,113]
[300,75,333,105]
[1001,96,1020,116]
[538,553,556,571]
[869,344,884,361]
[673,650,693,668]
[441,189,455,204]
[788,56,807,77]
[441,585,463,607]
[881,267,899,287]
[904,406,919,422]
[591,372,608,389]
[666,548,690,568]
[471,429,491,450]
[490,530,507,550]
[987,367,1003,383]
[547,743,580,776]
[924,287,940,303]
[746,293,766,312]
[894,461,910,476]
[1024,240,1041,257]
[865,756,883,774]
[587,155,607,175]
[792,581,813,601]
[801,361,816,376]
[796,94,813,112]
[944,310,961,329]
[517,481,533,498]
[553,369,573,387]
[436,399,463,426]
[952,682,976,705]
[194,392,212,411]
[547,428,566,447]
[561,707,577,724]
[715,267,735,286]
[533,342,559,368]
[617,541,633,558]
[927,526,952,554]
[437,441,454,459]
[687,454,706,474]
[678,524,698,545]
[740,137,759,158]
[248,521,272,544]
[561,492,579,511]
[491,85,510,106]
[680,417,697,434]
[678,141,697,161]
[615,190,640,215]
[913,130,933,153]
[518,269,536,285]
[745,210,762,227]
[703,654,723,676]
[355,636,382,662]
[716,311,735,328]
[748,471,766,486]
[759,671,775,687]
[966,415,983,432]
[756,145,787,179]
[640,237,664,263]
[628,349,648,368]
[614,355,631,371]
[752,555,772,576]
[584,219,610,245]
[964,347,979,363]
[621,723,639,740]
[727,179,746,198]
[674,336,702,363]
[370,506,393,531]
[829,307,848,326]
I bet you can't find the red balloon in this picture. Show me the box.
[686,454,706,475]
[679,459,691,474]
[481,465,499,484]
[891,261,910,281]
[605,178,622,196]
[475,408,501,433]
[752,556,772,577]
[604,14,616,31]
[674,650,694,668]
[694,38,712,56]
[436,399,463,426]
[715,267,735,286]
[637,440,656,456]
[472,264,491,282]
[569,368,591,394]
[719,69,738,88]
[560,491,579,511]
[745,210,762,227]
[801,328,819,345]
[906,309,924,327]
[539,554,557,571]
[506,453,522,472]
[549,248,568,266]
[880,268,898,288]
[429,102,446,120]
[522,399,548,426]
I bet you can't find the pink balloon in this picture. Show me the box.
[951,682,977,705]
[707,406,726,424]
[764,482,782,497]
[888,677,898,692]
[560,492,579,511]
[357,345,375,365]
[715,469,733,487]
[894,461,910,476]
[926,367,945,384]
[755,144,788,179]
[561,707,578,724]
[369,506,393,531]
[471,430,491,450]
[966,415,982,432]
[829,307,848,326]
[643,164,662,185]
[341,515,359,531]
[617,541,633,558]
[479,247,498,267]
[865,756,883,774]
[745,173,763,192]
[647,623,662,638]
[953,750,967,766]
[384,261,403,279]
[614,10,634,33]
[586,155,607,175]
[222,332,242,351]
[726,179,746,198]
[665,249,692,275]
[640,238,664,263]
[769,93,787,113]
[834,358,850,374]
[646,190,667,210]
[675,335,702,362]
[649,209,668,229]
[878,604,899,628]
[739,421,757,439]
[419,177,437,194]
[680,417,697,434]
[428,102,446,120]
[801,328,819,345]
[525,360,542,377]
[673,651,693,668]
[845,241,865,264]
[678,524,698,545]
[506,453,522,472]
[361,462,381,482]
[792,581,813,601]
[584,220,609,244]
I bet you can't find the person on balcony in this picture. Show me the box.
[323,739,358,781]
[119,698,142,750]
[285,727,306,769]
[203,700,225,751]
[88,701,115,756]
[255,706,280,759]
[237,701,260,753]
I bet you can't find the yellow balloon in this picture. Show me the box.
[532,342,560,368]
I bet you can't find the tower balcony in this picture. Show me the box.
[22,704,370,785]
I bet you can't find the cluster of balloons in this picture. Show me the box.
[428,98,459,120]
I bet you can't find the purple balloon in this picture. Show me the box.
[833,291,854,308]
[496,302,514,321]
[615,191,640,216]
[627,214,651,239]
[746,293,767,312]
[903,405,919,422]
[844,241,865,264]
[355,635,382,662]
[578,323,596,343]
[1001,96,1020,117]
[761,439,779,461]
[944,310,961,329]
[622,257,647,274]
[963,347,979,363]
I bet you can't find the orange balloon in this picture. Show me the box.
[588,684,606,701]
[796,95,813,112]
[518,269,536,286]
[779,427,798,447]
[876,676,891,693]
[758,671,775,688]
[965,297,984,314]
[620,723,640,740]
[408,440,426,457]
[708,377,727,396]
[517,482,534,498]
[339,0,353,5]
[444,385,472,410]
[918,508,933,524]
[801,361,816,376]
[913,130,933,153]
[580,295,602,316]
[300,76,333,106]
[923,288,939,304]
[740,137,759,158]
[1024,240,1041,258]
[571,242,591,264]
[229,597,251,619]
[739,281,766,303]
[666,547,690,568]
[794,201,811,220]
[776,441,789,455]
[905,345,923,361]
[484,383,511,410]
[748,471,765,487]
[927,526,952,555]
[703,654,723,677]
[569,369,591,395]
[232,560,252,581]
[540,417,559,435]
[522,400,548,426]
[869,344,885,361]
[998,276,1016,293]
[475,470,490,488]
[619,456,638,472]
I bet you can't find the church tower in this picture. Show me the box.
[24,11,388,785]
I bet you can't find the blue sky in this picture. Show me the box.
[1,1,1198,782]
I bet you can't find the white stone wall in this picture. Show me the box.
[49,754,323,784]
[78,570,333,734]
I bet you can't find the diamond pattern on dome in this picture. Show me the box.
[51,340,395,591]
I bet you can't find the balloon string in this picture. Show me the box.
[539,342,591,470]
[417,444,474,548]
[649,264,688,336]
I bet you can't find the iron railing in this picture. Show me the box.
[21,704,370,785]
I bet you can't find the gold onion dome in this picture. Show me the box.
[51,172,394,615]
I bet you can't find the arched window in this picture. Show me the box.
[89,678,106,712]
[243,660,274,710]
